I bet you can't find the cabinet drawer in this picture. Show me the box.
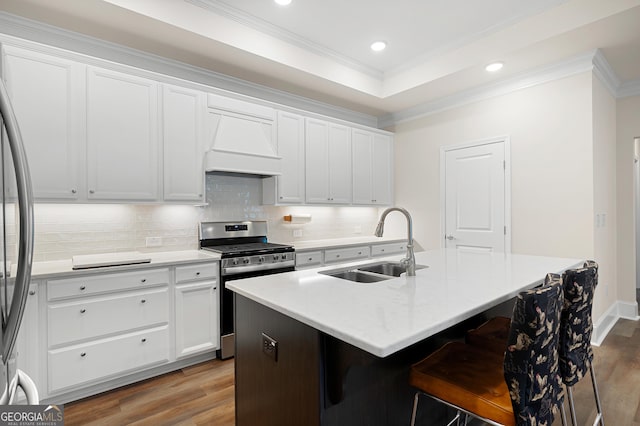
[175,263,218,283]
[295,251,323,268]
[324,246,370,263]
[371,242,407,257]
[48,325,169,393]
[48,288,169,347]
[47,268,169,301]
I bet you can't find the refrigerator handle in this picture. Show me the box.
[0,79,35,362]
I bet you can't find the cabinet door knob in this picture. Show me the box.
[141,338,147,343]
[195,272,201,276]
[141,278,147,283]
[89,189,95,194]
[29,290,36,296]
[71,189,77,194]
[80,352,87,357]
[80,285,86,291]
[141,299,146,304]
[213,286,217,290]
[308,257,313,261]
[80,309,86,314]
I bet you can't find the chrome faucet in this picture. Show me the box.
[375,207,416,276]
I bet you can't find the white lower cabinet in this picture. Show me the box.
[48,287,169,347]
[295,240,408,269]
[174,263,219,359]
[175,281,219,358]
[43,261,219,400]
[48,326,170,393]
[46,267,171,395]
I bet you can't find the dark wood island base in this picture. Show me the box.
[234,295,485,426]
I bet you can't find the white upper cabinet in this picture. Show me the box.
[162,85,205,202]
[305,118,351,204]
[352,129,393,205]
[263,111,305,204]
[1,45,84,200]
[86,66,159,201]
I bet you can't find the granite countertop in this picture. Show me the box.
[17,250,221,280]
[227,249,582,358]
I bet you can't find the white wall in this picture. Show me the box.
[390,72,594,260]
[592,76,618,320]
[616,95,640,302]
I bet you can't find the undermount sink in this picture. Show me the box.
[357,262,427,277]
[322,270,391,283]
[319,261,428,283]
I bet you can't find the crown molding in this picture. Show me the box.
[617,80,640,98]
[0,11,378,128]
[186,0,383,80]
[592,49,621,97]
[378,51,598,128]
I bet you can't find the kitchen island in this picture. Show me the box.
[228,249,582,426]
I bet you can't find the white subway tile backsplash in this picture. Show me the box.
[30,174,383,261]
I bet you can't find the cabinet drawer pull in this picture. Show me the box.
[80,309,86,314]
[71,189,77,194]
[213,286,217,290]
[141,299,146,304]
[141,278,147,283]
[80,285,86,291]
[80,352,87,357]
[141,338,147,343]
[308,257,313,261]
[195,272,201,276]
[381,249,385,252]
[358,251,362,255]
[89,189,95,194]
[336,254,340,258]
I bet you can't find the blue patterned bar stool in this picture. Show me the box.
[408,280,567,426]
[560,261,604,426]
[465,273,562,353]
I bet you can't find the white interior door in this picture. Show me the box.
[443,139,509,252]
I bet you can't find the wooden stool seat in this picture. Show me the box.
[409,341,515,426]
[466,316,510,353]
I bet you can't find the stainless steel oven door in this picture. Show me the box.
[218,265,295,360]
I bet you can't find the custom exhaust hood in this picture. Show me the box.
[204,93,282,177]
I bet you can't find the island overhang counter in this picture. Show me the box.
[228,249,582,426]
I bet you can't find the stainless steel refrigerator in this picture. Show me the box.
[0,78,38,404]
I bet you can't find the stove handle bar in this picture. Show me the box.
[221,260,296,276]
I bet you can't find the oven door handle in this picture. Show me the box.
[222,261,295,276]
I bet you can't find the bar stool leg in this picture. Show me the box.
[410,392,420,426]
[567,386,578,426]
[590,365,605,426]
[560,398,569,426]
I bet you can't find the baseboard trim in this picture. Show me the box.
[592,300,640,346]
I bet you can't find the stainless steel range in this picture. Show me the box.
[199,221,295,359]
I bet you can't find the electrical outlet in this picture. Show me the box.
[145,236,162,247]
[293,229,303,238]
[261,333,278,362]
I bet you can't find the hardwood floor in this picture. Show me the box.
[63,359,234,425]
[63,317,640,426]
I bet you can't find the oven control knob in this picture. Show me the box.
[243,258,250,264]
[272,255,280,261]
[258,256,265,263]
[232,259,239,266]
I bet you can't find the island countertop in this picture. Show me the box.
[227,249,582,357]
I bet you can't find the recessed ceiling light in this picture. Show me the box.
[274,0,292,5]
[485,62,504,72]
[370,41,387,52]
